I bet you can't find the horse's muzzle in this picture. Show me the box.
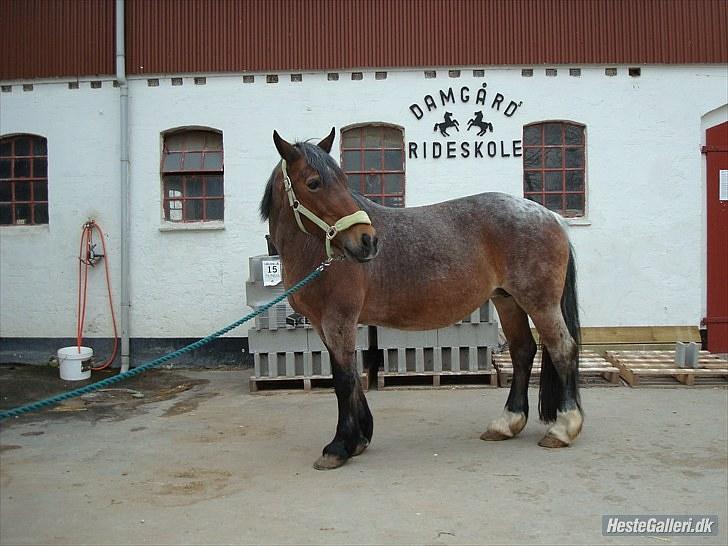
[345,232,379,262]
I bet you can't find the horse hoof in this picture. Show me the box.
[313,454,347,470]
[352,438,369,457]
[480,430,512,441]
[538,434,570,448]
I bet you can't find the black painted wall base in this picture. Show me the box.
[0,337,252,368]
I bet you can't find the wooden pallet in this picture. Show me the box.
[492,350,620,387]
[605,350,728,387]
[376,370,498,390]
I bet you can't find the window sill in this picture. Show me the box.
[0,224,50,233]
[564,217,591,226]
[159,221,225,232]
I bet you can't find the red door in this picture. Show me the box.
[705,121,728,352]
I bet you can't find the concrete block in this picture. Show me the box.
[249,328,309,353]
[437,321,498,347]
[675,341,700,368]
[378,327,438,349]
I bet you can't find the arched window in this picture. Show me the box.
[523,122,586,217]
[161,129,224,222]
[340,124,405,207]
[0,134,48,225]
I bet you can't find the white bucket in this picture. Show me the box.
[57,346,93,380]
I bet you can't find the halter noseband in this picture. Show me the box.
[281,159,372,259]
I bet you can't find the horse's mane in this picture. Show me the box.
[259,141,345,221]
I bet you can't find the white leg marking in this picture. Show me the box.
[487,409,527,438]
[546,408,583,444]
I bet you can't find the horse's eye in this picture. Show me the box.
[306,178,321,191]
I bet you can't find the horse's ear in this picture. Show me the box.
[317,127,336,154]
[273,130,300,163]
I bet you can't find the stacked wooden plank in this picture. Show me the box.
[606,350,728,387]
[492,349,620,387]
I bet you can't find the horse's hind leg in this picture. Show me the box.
[529,306,582,448]
[481,295,536,441]
[313,321,373,470]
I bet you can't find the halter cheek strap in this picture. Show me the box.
[281,159,372,259]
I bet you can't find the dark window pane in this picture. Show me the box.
[565,171,585,191]
[383,196,404,207]
[383,150,403,171]
[545,193,562,211]
[206,176,223,196]
[203,151,223,170]
[184,152,203,170]
[523,148,542,168]
[0,140,11,157]
[342,150,360,171]
[364,130,381,147]
[0,204,11,224]
[342,128,361,148]
[544,124,562,145]
[0,159,10,178]
[365,174,381,194]
[524,172,542,192]
[14,181,31,201]
[0,181,11,201]
[165,176,183,197]
[163,152,183,171]
[544,148,562,168]
[15,203,30,223]
[33,158,47,178]
[15,159,30,177]
[184,132,207,152]
[565,194,584,215]
[164,133,185,152]
[364,150,381,171]
[383,173,403,193]
[523,126,541,145]
[526,194,543,205]
[382,128,402,147]
[33,138,47,156]
[565,125,584,145]
[14,138,30,156]
[545,172,563,191]
[34,180,48,201]
[187,177,203,197]
[34,203,49,224]
[565,147,584,168]
[186,200,203,221]
[203,132,223,151]
[205,199,224,220]
[347,174,361,192]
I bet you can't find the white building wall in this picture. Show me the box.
[2,65,727,340]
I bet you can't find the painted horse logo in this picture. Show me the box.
[467,111,494,136]
[433,112,460,137]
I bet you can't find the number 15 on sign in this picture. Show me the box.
[262,259,282,286]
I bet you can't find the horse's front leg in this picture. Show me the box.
[313,322,373,470]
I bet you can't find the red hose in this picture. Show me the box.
[75,221,119,370]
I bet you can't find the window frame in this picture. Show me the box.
[0,134,49,226]
[522,121,587,218]
[160,128,224,224]
[340,123,406,207]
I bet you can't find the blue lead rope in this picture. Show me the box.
[0,261,330,422]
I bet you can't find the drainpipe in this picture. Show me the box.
[116,0,131,373]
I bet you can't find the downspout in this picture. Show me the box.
[116,0,131,373]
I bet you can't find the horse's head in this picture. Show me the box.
[271,128,379,262]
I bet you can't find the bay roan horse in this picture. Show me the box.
[260,128,582,470]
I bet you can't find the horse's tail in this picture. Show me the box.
[539,243,581,422]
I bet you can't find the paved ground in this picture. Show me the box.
[0,366,726,545]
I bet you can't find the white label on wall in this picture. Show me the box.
[262,259,282,286]
[720,170,728,201]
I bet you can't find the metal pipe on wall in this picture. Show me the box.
[116,0,131,373]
